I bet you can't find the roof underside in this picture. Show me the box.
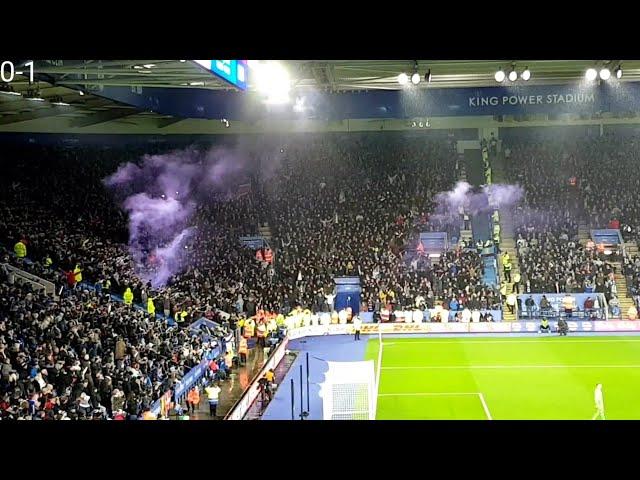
[1,60,638,131]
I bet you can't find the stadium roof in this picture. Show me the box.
[1,60,638,131]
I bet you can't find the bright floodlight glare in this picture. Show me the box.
[398,73,409,85]
[599,68,611,80]
[508,70,517,81]
[585,68,598,81]
[521,68,531,81]
[495,70,505,82]
[411,73,421,85]
[616,67,623,79]
[255,61,291,104]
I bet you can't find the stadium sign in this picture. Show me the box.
[468,92,595,108]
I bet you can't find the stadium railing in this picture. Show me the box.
[1,262,56,299]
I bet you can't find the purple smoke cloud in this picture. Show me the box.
[104,146,251,287]
[484,184,524,209]
[145,228,195,288]
[431,181,524,227]
[103,162,142,187]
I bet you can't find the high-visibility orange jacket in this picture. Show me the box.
[238,338,248,355]
[187,388,200,404]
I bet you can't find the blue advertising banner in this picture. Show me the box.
[419,232,448,253]
[78,82,640,121]
[239,236,266,250]
[591,229,622,245]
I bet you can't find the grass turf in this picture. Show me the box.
[365,336,640,420]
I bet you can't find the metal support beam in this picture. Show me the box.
[69,108,138,127]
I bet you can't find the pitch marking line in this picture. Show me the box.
[382,364,640,370]
[377,392,492,420]
[478,393,492,420]
[378,392,479,396]
[382,339,640,346]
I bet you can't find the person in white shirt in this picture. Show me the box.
[205,383,221,417]
[471,309,481,323]
[592,383,605,420]
[353,316,362,341]
[325,292,336,311]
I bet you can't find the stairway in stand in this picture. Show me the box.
[621,240,640,318]
[577,223,590,247]
[625,240,639,259]
[258,223,272,243]
[611,262,635,319]
[498,209,520,322]
[492,150,519,321]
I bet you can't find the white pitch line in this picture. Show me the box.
[382,364,640,370]
[377,392,494,420]
[378,392,479,397]
[478,393,492,420]
[380,339,640,345]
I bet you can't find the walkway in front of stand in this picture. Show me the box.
[185,344,268,420]
[244,351,298,420]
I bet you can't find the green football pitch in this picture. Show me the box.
[365,336,640,420]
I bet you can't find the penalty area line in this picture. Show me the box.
[478,393,492,420]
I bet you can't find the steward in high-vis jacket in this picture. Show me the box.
[14,240,27,258]
[123,287,134,307]
[74,265,83,284]
[238,337,249,365]
[147,298,156,316]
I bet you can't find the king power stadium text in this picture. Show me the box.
[469,93,596,107]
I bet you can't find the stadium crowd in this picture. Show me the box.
[506,138,621,300]
[9,129,640,419]
[0,134,497,419]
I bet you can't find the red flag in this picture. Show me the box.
[417,241,425,256]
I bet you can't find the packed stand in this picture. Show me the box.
[0,134,499,419]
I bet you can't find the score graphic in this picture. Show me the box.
[1,61,34,83]
[193,60,248,91]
